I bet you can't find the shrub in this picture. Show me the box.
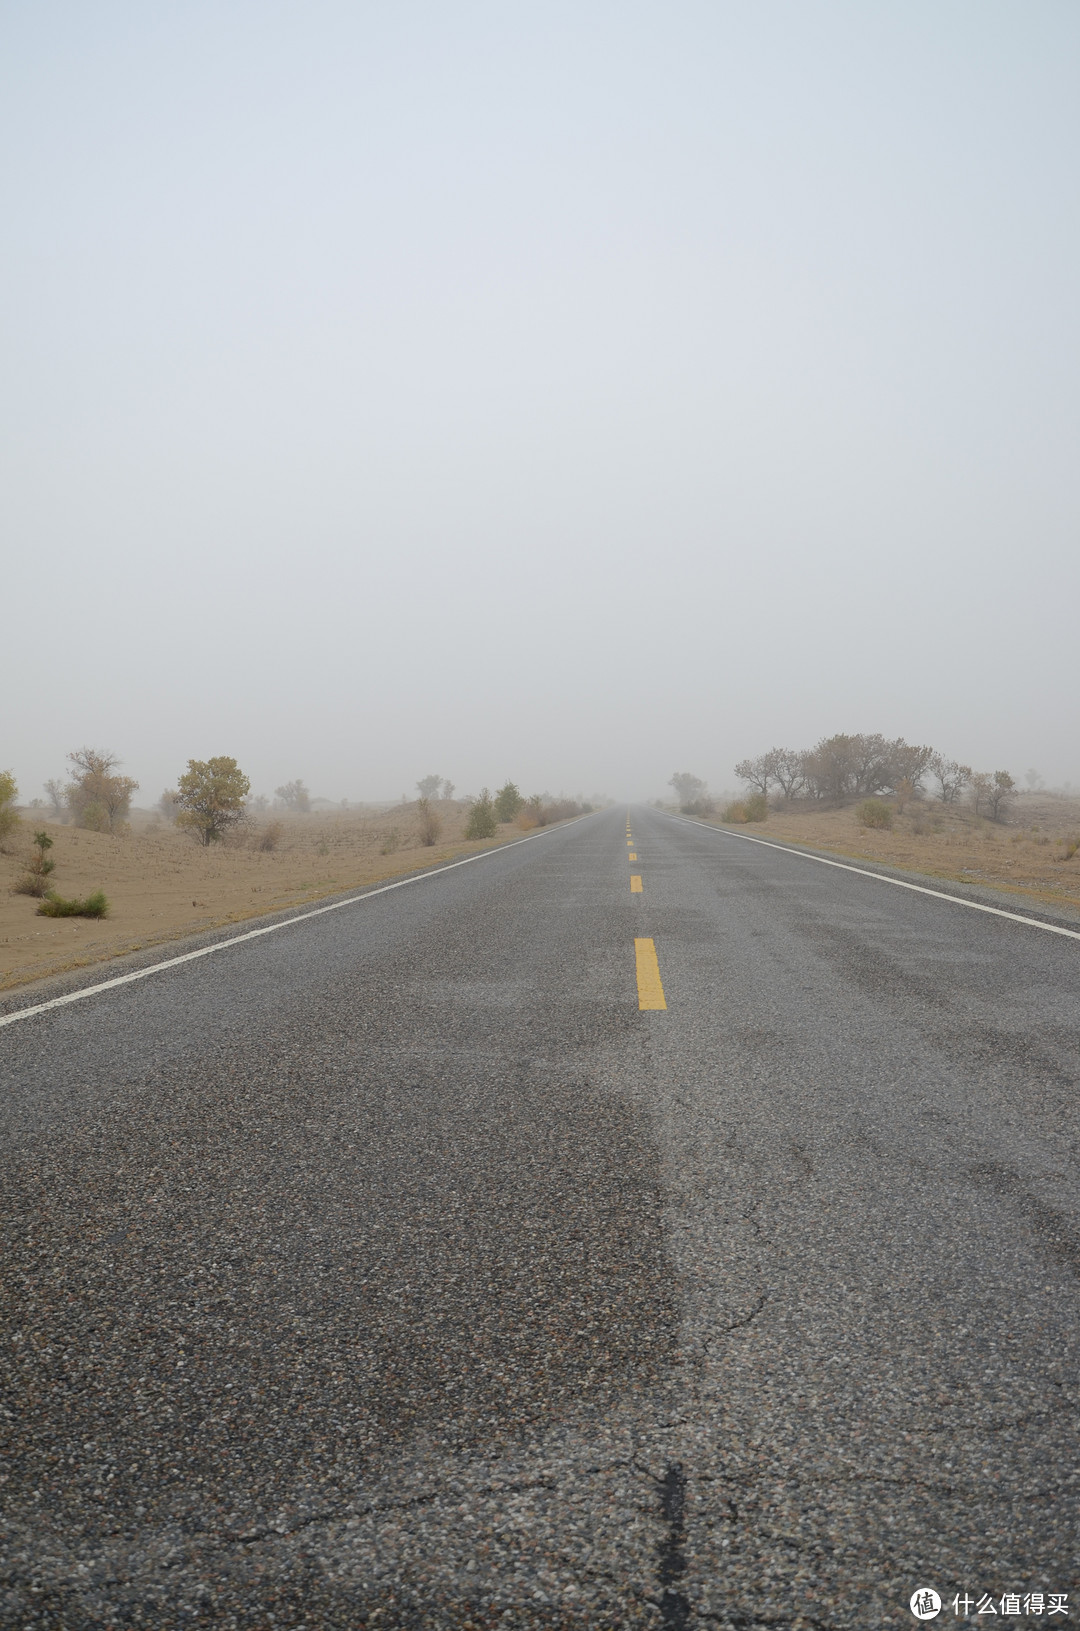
[857,799,893,829]
[465,789,498,840]
[254,820,282,852]
[723,798,766,821]
[494,781,524,823]
[1062,837,1079,861]
[37,890,109,919]
[722,796,765,822]
[0,769,20,848]
[380,827,400,854]
[14,874,51,897]
[416,798,442,846]
[79,800,110,832]
[16,830,57,894]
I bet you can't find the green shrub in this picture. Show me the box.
[465,789,498,840]
[78,800,110,833]
[37,889,109,919]
[856,799,893,829]
[494,781,524,823]
[0,769,19,848]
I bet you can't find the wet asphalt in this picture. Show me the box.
[1,806,1077,1628]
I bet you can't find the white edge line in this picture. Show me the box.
[667,813,1080,944]
[0,813,597,1031]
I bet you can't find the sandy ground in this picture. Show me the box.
[697,790,1080,916]
[0,802,530,991]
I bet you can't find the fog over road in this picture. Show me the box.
[2,807,1077,1629]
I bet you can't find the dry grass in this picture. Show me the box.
[702,792,1080,916]
[0,801,525,991]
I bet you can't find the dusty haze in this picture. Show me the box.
[3,2,1078,805]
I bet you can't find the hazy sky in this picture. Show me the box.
[4,2,1078,804]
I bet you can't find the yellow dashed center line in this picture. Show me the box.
[630,875,643,893]
[634,938,666,1010]
[628,852,637,861]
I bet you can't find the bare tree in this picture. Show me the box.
[275,780,311,813]
[65,748,138,832]
[44,778,66,821]
[771,749,805,803]
[980,770,1016,822]
[802,735,861,804]
[849,734,893,797]
[929,754,971,803]
[884,739,933,794]
[670,772,708,812]
[734,750,780,799]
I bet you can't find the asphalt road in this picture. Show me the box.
[2,806,1077,1629]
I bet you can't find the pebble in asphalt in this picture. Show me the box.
[1,806,1077,1627]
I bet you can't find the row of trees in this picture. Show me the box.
[733,734,1017,820]
[3,751,251,849]
[6,753,594,855]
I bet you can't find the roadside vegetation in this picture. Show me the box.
[174,757,251,846]
[2,756,598,989]
[731,734,1017,823]
[37,890,109,919]
[670,734,1024,830]
[64,748,139,832]
[660,735,1078,915]
[0,770,21,849]
[13,831,56,896]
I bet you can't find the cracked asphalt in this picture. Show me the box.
[1,806,1077,1628]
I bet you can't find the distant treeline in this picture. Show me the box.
[733,734,1016,820]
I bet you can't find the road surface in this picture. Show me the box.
[2,806,1077,1628]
